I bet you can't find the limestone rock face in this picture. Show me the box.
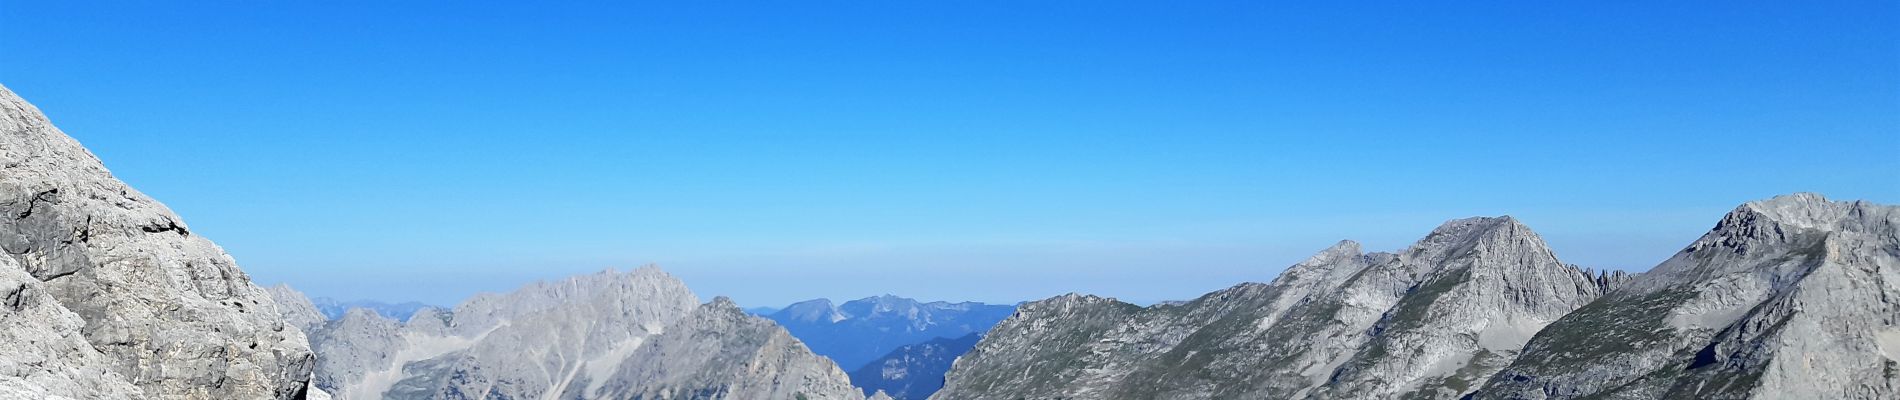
[933,217,1616,400]
[267,284,328,333]
[0,84,315,399]
[0,256,142,399]
[305,267,868,400]
[591,297,866,400]
[936,195,1900,400]
[1473,193,1900,399]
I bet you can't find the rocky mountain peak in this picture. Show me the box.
[936,212,1613,400]
[1474,194,1900,399]
[847,294,922,313]
[1030,293,1132,314]
[1,83,315,399]
[709,295,742,310]
[779,298,850,323]
[266,283,327,332]
[1741,192,1851,227]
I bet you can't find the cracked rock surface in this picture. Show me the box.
[0,83,315,399]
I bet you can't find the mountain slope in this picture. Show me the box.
[268,284,328,333]
[1473,193,1900,399]
[0,83,315,399]
[589,297,864,399]
[932,216,1619,400]
[850,333,983,400]
[301,267,867,400]
[769,295,1015,371]
[0,255,142,399]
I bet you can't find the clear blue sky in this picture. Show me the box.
[3,1,1894,307]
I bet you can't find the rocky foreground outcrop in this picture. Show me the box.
[933,194,1896,400]
[0,84,316,399]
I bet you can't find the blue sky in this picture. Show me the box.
[2,1,1894,307]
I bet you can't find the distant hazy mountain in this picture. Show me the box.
[747,306,782,316]
[311,297,434,321]
[850,333,982,400]
[284,267,867,400]
[766,295,1016,371]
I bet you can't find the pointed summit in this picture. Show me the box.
[264,283,326,333]
[1475,193,1900,399]
[776,298,850,323]
[939,213,1609,400]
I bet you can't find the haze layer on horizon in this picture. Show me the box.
[3,1,1893,306]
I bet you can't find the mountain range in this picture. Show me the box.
[272,268,876,399]
[932,193,1897,400]
[3,82,1897,400]
[766,296,1016,372]
[311,298,434,322]
[850,333,984,400]
[757,296,1015,399]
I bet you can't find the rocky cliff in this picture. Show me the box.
[935,195,1897,400]
[933,216,1619,400]
[0,84,315,399]
[1474,193,1900,399]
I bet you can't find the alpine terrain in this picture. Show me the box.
[277,267,871,400]
[934,216,1630,399]
[850,333,984,400]
[932,194,1898,400]
[1473,193,1900,399]
[767,295,1015,372]
[310,298,434,322]
[0,83,317,399]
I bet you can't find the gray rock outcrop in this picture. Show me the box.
[268,284,328,333]
[0,83,315,399]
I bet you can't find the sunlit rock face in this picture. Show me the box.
[933,216,1625,400]
[0,83,316,399]
[1475,193,1900,400]
[296,267,867,400]
[936,194,1899,400]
